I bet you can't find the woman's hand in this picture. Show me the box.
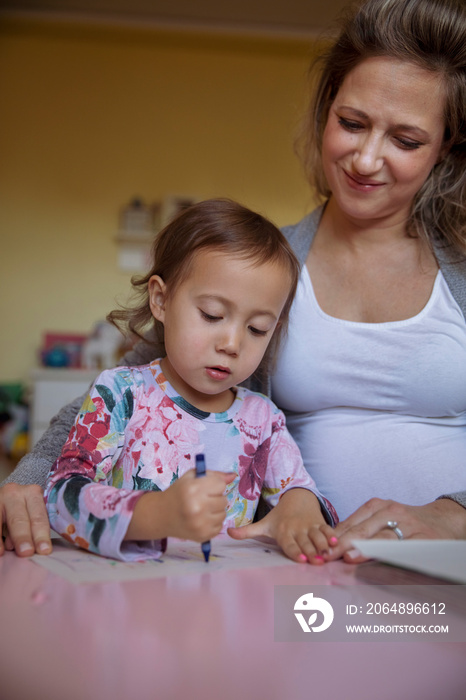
[228,489,334,564]
[325,497,466,563]
[0,483,52,557]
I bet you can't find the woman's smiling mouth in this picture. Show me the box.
[343,168,385,190]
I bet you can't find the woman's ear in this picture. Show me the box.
[436,138,452,164]
[148,275,167,323]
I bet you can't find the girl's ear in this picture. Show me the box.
[148,275,167,323]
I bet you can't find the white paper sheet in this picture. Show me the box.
[351,539,466,584]
[31,535,292,584]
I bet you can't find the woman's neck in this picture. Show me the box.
[320,197,413,251]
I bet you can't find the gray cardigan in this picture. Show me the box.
[4,206,466,510]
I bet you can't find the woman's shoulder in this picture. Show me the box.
[281,204,325,265]
[121,329,163,367]
[435,243,466,318]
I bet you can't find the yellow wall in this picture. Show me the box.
[0,18,317,384]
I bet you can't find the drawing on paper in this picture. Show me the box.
[31,534,292,584]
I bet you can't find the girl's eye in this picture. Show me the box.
[338,117,363,132]
[200,310,221,322]
[249,326,268,337]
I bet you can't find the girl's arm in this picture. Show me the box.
[44,369,150,561]
[45,367,236,560]
[228,406,338,563]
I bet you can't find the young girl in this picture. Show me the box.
[44,199,337,562]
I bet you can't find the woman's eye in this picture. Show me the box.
[200,310,221,322]
[395,137,422,150]
[249,326,268,337]
[338,117,363,132]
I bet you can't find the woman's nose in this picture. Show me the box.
[353,134,384,175]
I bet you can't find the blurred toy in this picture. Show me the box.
[40,332,87,368]
[42,346,70,367]
[82,321,124,370]
[0,384,29,462]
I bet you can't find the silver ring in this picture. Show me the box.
[386,520,404,540]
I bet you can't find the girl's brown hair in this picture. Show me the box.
[108,198,300,372]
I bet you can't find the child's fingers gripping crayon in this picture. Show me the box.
[195,453,211,562]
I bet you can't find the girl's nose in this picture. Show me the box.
[217,326,242,356]
[353,134,384,175]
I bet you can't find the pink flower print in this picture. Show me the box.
[82,397,111,439]
[64,399,111,463]
[280,476,292,490]
[164,408,200,453]
[238,437,270,500]
[235,394,269,443]
[266,418,302,482]
[126,404,152,441]
[126,395,200,487]
[97,455,114,480]
[53,441,103,481]
[83,485,137,520]
[138,441,180,490]
[73,422,99,454]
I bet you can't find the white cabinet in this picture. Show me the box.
[30,368,100,447]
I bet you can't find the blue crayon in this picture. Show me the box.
[195,453,211,563]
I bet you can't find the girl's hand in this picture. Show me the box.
[126,470,235,543]
[163,469,235,542]
[227,488,335,564]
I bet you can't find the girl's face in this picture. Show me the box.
[149,249,292,413]
[321,56,446,229]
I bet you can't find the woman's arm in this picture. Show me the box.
[0,394,85,556]
[438,491,466,509]
[2,394,86,489]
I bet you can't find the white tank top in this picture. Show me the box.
[272,267,466,520]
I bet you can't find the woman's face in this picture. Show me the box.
[322,56,446,229]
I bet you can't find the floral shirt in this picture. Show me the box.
[45,360,337,560]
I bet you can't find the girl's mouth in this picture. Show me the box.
[206,366,231,381]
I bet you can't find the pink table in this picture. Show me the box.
[1,548,465,700]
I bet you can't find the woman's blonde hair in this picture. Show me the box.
[296,0,466,252]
